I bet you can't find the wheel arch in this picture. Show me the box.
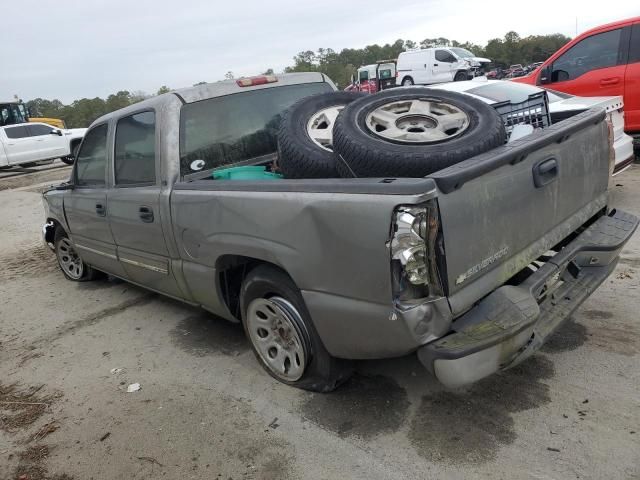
[44,217,65,247]
[215,254,297,321]
[401,75,414,85]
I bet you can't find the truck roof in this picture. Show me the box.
[174,72,329,103]
[91,72,331,127]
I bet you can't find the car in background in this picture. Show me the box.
[486,67,506,79]
[344,62,396,93]
[0,122,86,167]
[421,78,634,175]
[396,47,490,86]
[506,64,526,78]
[513,16,640,133]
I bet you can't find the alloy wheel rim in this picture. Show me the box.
[246,296,307,382]
[56,238,84,280]
[306,105,344,152]
[365,98,470,144]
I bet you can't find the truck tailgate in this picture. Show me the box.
[430,109,610,315]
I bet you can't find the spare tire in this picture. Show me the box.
[277,91,365,178]
[333,88,506,178]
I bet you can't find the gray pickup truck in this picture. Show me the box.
[42,72,638,392]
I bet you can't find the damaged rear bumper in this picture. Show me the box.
[417,209,638,388]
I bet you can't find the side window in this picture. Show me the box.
[551,29,622,82]
[435,50,457,63]
[75,124,108,187]
[358,70,369,82]
[114,111,156,186]
[629,24,640,64]
[4,125,30,139]
[28,124,55,136]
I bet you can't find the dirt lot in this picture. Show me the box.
[0,163,639,480]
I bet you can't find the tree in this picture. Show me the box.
[192,82,207,86]
[156,85,171,95]
[224,71,235,80]
[130,90,150,103]
[262,68,274,75]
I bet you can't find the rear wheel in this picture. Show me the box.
[54,228,100,281]
[401,77,414,86]
[240,265,351,392]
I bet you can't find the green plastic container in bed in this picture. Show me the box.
[212,166,283,180]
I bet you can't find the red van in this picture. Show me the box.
[514,17,640,132]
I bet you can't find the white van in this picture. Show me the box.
[396,47,491,86]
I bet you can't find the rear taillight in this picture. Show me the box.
[389,201,443,299]
[236,75,278,87]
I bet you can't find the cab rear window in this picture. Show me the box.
[179,82,332,175]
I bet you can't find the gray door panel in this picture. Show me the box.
[64,190,125,276]
[108,187,183,298]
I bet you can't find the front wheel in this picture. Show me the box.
[240,265,351,392]
[454,71,468,81]
[54,228,101,281]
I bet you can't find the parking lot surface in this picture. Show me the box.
[0,164,639,480]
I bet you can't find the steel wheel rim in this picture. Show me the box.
[365,99,470,144]
[246,296,307,382]
[402,78,413,86]
[56,237,84,280]
[306,105,344,152]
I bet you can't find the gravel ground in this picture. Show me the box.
[0,164,638,480]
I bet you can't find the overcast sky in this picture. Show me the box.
[1,0,636,103]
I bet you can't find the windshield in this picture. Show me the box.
[467,82,567,104]
[450,48,475,58]
[179,82,333,175]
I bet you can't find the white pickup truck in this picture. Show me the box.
[0,122,86,167]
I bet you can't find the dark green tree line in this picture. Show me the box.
[285,31,570,87]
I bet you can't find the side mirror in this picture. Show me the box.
[539,66,551,85]
[50,129,63,136]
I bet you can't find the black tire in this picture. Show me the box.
[454,71,468,81]
[54,227,101,282]
[401,76,414,86]
[333,88,507,178]
[61,143,80,166]
[277,91,365,178]
[240,265,352,392]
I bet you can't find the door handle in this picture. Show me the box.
[95,203,106,216]
[139,206,154,223]
[600,77,620,86]
[533,158,558,188]
[433,63,439,66]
